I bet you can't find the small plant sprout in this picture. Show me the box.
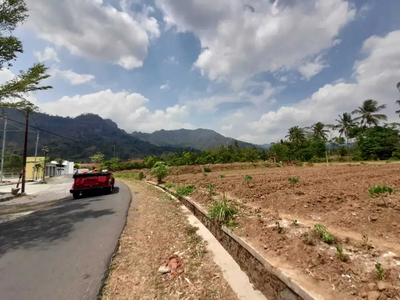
[368,185,394,208]
[362,234,372,251]
[314,224,327,235]
[218,174,226,179]
[203,173,207,177]
[292,220,299,227]
[275,221,283,233]
[375,263,384,280]
[203,167,211,173]
[314,223,335,244]
[288,177,299,184]
[244,175,252,187]
[336,246,348,262]
[206,183,214,196]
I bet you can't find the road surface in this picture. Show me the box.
[0,177,132,300]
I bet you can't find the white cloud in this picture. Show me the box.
[248,30,400,143]
[25,0,160,69]
[0,69,15,84]
[51,69,95,85]
[186,80,278,112]
[34,47,60,62]
[298,56,329,80]
[157,0,356,85]
[164,56,178,64]
[221,124,233,131]
[160,83,170,90]
[40,89,194,132]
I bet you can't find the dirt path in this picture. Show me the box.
[101,180,238,300]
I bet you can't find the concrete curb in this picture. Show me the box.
[147,181,322,300]
[0,194,22,203]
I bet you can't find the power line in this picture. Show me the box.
[0,114,79,142]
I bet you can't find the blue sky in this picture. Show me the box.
[2,0,400,144]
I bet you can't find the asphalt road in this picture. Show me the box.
[0,178,132,300]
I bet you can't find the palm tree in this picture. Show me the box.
[310,122,329,141]
[335,112,356,144]
[286,126,306,144]
[352,99,387,127]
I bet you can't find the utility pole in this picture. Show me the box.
[1,115,7,183]
[21,112,30,194]
[42,145,49,184]
[34,131,39,180]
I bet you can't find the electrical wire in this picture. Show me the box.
[0,114,79,142]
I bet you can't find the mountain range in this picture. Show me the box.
[131,129,256,151]
[0,110,261,162]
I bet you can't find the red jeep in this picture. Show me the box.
[70,171,115,199]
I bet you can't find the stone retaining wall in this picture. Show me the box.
[151,183,317,300]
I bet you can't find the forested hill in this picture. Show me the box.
[0,110,186,162]
[131,128,257,151]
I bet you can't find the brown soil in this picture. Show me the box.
[101,180,238,300]
[164,163,400,299]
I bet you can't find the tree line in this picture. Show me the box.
[94,82,400,170]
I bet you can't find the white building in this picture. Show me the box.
[45,160,75,177]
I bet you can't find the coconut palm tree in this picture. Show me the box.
[335,112,356,144]
[352,99,387,127]
[310,122,329,141]
[286,126,306,144]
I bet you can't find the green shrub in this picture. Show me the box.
[203,167,211,172]
[138,171,144,181]
[208,197,238,225]
[176,184,196,197]
[288,177,299,184]
[295,161,303,167]
[151,161,169,184]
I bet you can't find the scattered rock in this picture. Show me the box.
[377,281,390,291]
[360,292,367,298]
[369,215,378,221]
[158,266,170,274]
[367,291,380,300]
[367,283,377,291]
[303,204,309,208]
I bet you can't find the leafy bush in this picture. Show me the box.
[337,146,349,157]
[208,197,238,225]
[288,177,299,184]
[151,161,169,184]
[176,184,196,197]
[203,167,211,172]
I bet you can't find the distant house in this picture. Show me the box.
[26,157,75,180]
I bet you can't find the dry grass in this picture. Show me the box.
[101,180,237,300]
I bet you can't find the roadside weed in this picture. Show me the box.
[176,184,196,197]
[218,175,226,179]
[206,183,214,196]
[292,220,299,227]
[165,183,176,188]
[208,197,238,225]
[275,221,283,233]
[314,224,335,244]
[203,167,211,173]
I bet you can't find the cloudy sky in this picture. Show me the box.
[3,0,400,144]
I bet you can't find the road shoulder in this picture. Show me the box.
[101,179,238,300]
